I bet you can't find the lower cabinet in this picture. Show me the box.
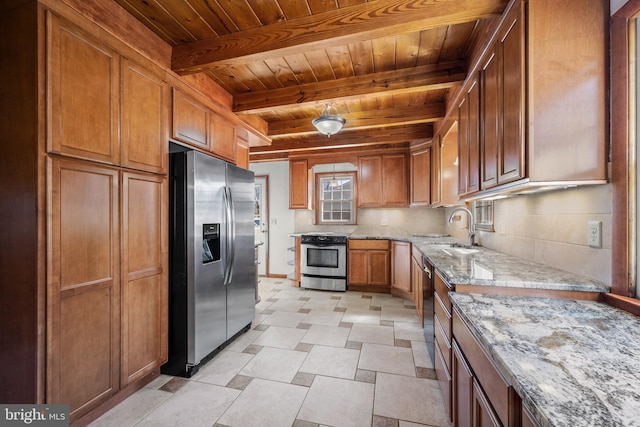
[410,246,424,323]
[391,241,412,299]
[452,306,520,427]
[348,239,390,292]
[47,158,168,422]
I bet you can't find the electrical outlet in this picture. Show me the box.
[381,218,389,226]
[588,221,602,248]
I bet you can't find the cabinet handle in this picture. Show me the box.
[423,267,431,279]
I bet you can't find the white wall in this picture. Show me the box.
[250,161,295,276]
[446,184,612,285]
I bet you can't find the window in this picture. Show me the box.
[315,171,357,225]
[473,200,494,231]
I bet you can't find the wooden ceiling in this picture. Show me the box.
[112,0,509,160]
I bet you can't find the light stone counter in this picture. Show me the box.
[449,292,640,427]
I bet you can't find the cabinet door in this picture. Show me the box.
[172,88,209,150]
[358,156,383,207]
[472,379,502,427]
[121,172,168,386]
[457,97,469,195]
[430,136,441,206]
[411,147,432,206]
[453,341,474,427]
[368,250,390,286]
[411,255,424,323]
[383,154,409,207]
[289,158,309,209]
[236,140,250,169]
[47,159,120,421]
[348,250,368,285]
[391,241,412,294]
[211,113,237,162]
[498,3,524,185]
[481,49,499,190]
[47,13,119,164]
[467,80,480,193]
[121,58,168,174]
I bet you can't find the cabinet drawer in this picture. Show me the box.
[453,308,511,426]
[434,339,452,420]
[434,292,451,341]
[434,315,452,372]
[348,239,390,250]
[434,270,453,312]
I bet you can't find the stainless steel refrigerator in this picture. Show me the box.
[163,146,255,377]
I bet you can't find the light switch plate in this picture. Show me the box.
[588,221,602,248]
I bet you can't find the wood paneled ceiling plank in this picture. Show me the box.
[156,1,218,41]
[372,35,398,72]
[246,0,287,25]
[115,0,193,45]
[171,0,509,74]
[283,52,320,84]
[216,0,263,30]
[264,57,300,87]
[325,45,356,79]
[307,0,340,14]
[184,0,237,36]
[213,65,264,93]
[416,27,448,66]
[396,32,421,69]
[242,62,286,90]
[348,40,375,76]
[276,0,312,19]
[233,60,465,113]
[267,103,445,135]
[439,21,479,61]
[304,50,336,80]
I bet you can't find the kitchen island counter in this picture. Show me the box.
[450,292,640,427]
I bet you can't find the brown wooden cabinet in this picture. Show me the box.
[289,158,309,209]
[453,340,473,427]
[458,78,480,196]
[120,172,168,386]
[47,159,121,419]
[172,88,210,150]
[391,241,412,299]
[410,144,432,206]
[358,154,408,208]
[121,58,168,174]
[210,113,237,162]
[348,239,390,292]
[47,13,120,165]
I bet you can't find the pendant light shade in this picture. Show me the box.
[312,105,346,137]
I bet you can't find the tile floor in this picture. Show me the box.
[90,278,451,427]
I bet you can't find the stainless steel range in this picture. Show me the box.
[300,233,348,291]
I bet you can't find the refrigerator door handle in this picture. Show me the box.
[227,187,236,284]
[223,186,233,285]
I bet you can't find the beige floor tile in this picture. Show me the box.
[90,388,171,427]
[297,376,374,427]
[302,298,339,311]
[394,321,427,342]
[299,345,360,379]
[261,311,307,327]
[143,374,173,390]
[348,323,395,346]
[137,381,240,427]
[225,329,262,352]
[251,325,307,349]
[374,373,450,426]
[341,308,381,324]
[336,298,372,309]
[192,350,254,386]
[370,294,408,308]
[217,378,308,427]
[381,307,420,323]
[411,341,433,369]
[359,343,416,376]
[240,346,308,383]
[302,310,344,326]
[266,299,307,312]
[300,324,351,347]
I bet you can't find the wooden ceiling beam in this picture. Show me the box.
[250,124,433,155]
[267,103,445,136]
[171,0,508,75]
[234,61,465,114]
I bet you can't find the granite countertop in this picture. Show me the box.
[449,292,640,427]
[348,231,610,293]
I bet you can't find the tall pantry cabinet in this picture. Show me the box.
[1,2,168,422]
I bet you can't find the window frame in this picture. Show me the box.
[611,1,640,311]
[314,171,358,225]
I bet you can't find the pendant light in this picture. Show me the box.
[328,164,339,188]
[312,105,346,137]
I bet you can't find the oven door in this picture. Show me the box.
[300,243,347,278]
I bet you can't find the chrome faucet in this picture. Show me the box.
[447,207,476,247]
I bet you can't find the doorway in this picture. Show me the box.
[254,175,269,276]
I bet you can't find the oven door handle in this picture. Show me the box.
[302,243,346,249]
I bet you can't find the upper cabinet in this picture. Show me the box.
[289,158,309,209]
[121,58,168,175]
[47,14,120,165]
[210,113,236,163]
[454,0,607,199]
[410,143,432,206]
[172,88,209,151]
[358,154,408,208]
